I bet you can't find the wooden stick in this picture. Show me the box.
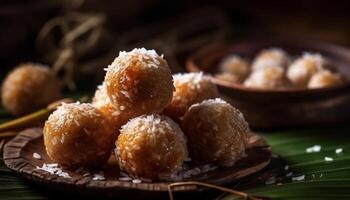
[168,181,263,200]
[0,99,74,136]
[0,109,49,133]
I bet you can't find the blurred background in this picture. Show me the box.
[1,0,350,90]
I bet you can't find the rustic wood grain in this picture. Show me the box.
[3,127,271,198]
[187,37,350,129]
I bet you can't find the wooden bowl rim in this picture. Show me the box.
[186,37,350,95]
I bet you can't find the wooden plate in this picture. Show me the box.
[4,127,271,198]
[187,37,350,129]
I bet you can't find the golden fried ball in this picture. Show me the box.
[308,70,344,89]
[244,66,285,89]
[219,55,250,81]
[182,98,249,166]
[44,103,115,168]
[1,63,61,116]
[104,48,174,118]
[287,53,325,86]
[163,72,219,121]
[252,48,290,71]
[92,83,130,131]
[116,114,187,180]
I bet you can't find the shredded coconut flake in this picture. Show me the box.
[292,175,305,181]
[132,179,142,184]
[83,172,91,177]
[335,148,343,154]
[107,48,164,74]
[306,145,321,153]
[36,163,71,178]
[173,72,209,87]
[190,98,229,109]
[324,156,334,162]
[92,172,105,181]
[33,153,41,160]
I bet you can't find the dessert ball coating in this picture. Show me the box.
[182,98,249,166]
[215,72,241,83]
[1,63,61,116]
[163,72,219,121]
[116,114,187,180]
[219,55,250,81]
[287,53,325,86]
[104,48,174,118]
[252,48,290,71]
[92,83,130,131]
[44,103,115,168]
[308,70,344,89]
[244,66,285,89]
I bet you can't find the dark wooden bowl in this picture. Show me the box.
[4,128,270,198]
[187,38,350,129]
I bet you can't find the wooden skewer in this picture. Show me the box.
[0,98,74,137]
[168,181,263,200]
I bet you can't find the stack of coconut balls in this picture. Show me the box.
[43,48,250,181]
[216,48,345,89]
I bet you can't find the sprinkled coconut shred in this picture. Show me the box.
[306,145,321,153]
[132,179,142,184]
[121,114,186,139]
[173,72,211,88]
[33,153,41,160]
[48,103,103,131]
[92,171,105,181]
[189,98,248,126]
[36,163,71,178]
[335,148,343,154]
[107,48,163,73]
[292,175,305,182]
[324,157,334,162]
[189,98,227,111]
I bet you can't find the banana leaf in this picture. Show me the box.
[221,125,350,200]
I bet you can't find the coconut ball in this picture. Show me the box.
[44,103,115,168]
[1,63,61,116]
[308,70,344,89]
[163,72,219,121]
[252,48,290,71]
[116,114,187,180]
[182,98,249,166]
[287,53,326,86]
[92,83,130,131]
[104,48,174,118]
[219,55,250,81]
[244,66,285,89]
[215,72,241,83]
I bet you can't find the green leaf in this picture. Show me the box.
[221,126,350,200]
